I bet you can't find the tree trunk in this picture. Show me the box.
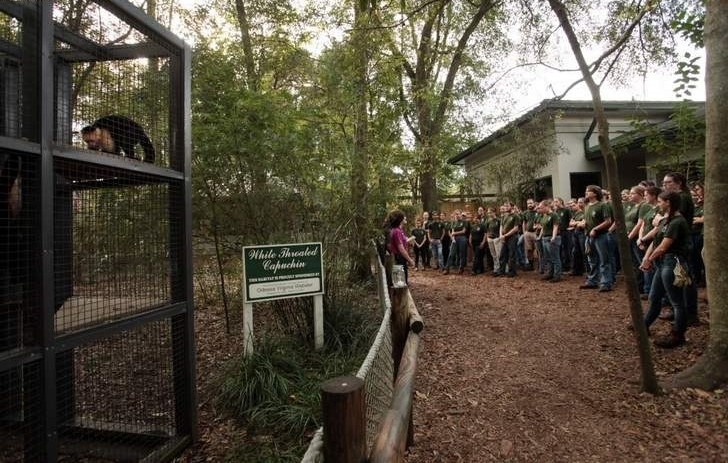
[235,0,258,91]
[420,147,438,213]
[391,0,493,212]
[349,0,372,282]
[669,0,728,390]
[548,0,660,394]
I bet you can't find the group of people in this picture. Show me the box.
[383,171,705,349]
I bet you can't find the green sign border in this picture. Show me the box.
[242,242,324,303]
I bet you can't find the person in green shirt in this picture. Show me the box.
[411,219,427,270]
[494,202,519,277]
[444,210,469,274]
[636,186,661,296]
[690,183,704,287]
[469,208,487,275]
[639,191,692,348]
[537,200,562,282]
[662,172,698,325]
[625,186,649,296]
[553,197,572,272]
[427,212,446,269]
[569,197,586,276]
[484,207,501,272]
[580,185,614,292]
[521,198,538,270]
[421,211,432,268]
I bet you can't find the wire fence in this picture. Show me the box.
[301,252,394,463]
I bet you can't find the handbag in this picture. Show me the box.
[673,257,692,288]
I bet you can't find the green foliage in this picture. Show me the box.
[216,297,378,461]
[476,111,560,201]
[670,5,705,98]
[671,8,705,47]
[631,102,705,179]
[674,52,702,99]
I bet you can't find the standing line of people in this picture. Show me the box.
[382,171,705,350]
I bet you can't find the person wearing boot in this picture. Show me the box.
[494,202,519,277]
[639,191,691,348]
[470,209,487,275]
[537,200,562,282]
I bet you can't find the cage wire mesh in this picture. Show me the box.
[0,1,25,138]
[52,1,173,168]
[0,151,43,463]
[56,319,179,461]
[0,361,43,463]
[53,159,182,335]
[1,1,192,461]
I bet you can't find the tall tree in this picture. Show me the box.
[670,0,728,390]
[547,0,660,394]
[381,0,504,211]
[349,0,372,281]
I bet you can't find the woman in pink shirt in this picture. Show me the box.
[385,210,416,284]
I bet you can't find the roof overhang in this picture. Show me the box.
[450,99,699,165]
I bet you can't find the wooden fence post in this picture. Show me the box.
[390,287,409,379]
[390,287,415,448]
[321,375,366,463]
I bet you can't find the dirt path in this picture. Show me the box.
[405,269,728,462]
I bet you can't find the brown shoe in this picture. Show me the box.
[654,331,685,348]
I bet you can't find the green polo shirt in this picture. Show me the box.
[654,215,690,259]
[484,217,500,237]
[678,191,694,225]
[501,213,519,235]
[642,205,659,235]
[522,209,537,232]
[427,221,445,240]
[539,212,559,238]
[584,201,610,233]
[451,219,468,236]
[624,202,640,233]
[554,208,570,233]
[470,220,486,243]
[412,227,426,245]
[692,205,703,235]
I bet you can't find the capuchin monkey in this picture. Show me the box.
[81,115,155,163]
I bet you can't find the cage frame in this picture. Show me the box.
[0,0,195,462]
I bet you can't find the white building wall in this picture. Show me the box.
[462,109,686,199]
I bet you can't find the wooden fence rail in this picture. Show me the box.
[320,284,424,463]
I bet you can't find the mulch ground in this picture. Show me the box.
[405,267,728,462]
[179,267,728,462]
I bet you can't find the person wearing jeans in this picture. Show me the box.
[639,191,692,348]
[494,202,519,277]
[580,185,614,292]
[444,211,469,274]
[537,200,562,282]
[484,208,501,272]
[426,212,446,269]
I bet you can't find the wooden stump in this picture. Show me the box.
[321,375,366,463]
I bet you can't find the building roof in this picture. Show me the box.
[449,99,698,165]
[585,103,705,159]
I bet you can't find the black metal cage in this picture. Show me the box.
[0,1,194,461]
